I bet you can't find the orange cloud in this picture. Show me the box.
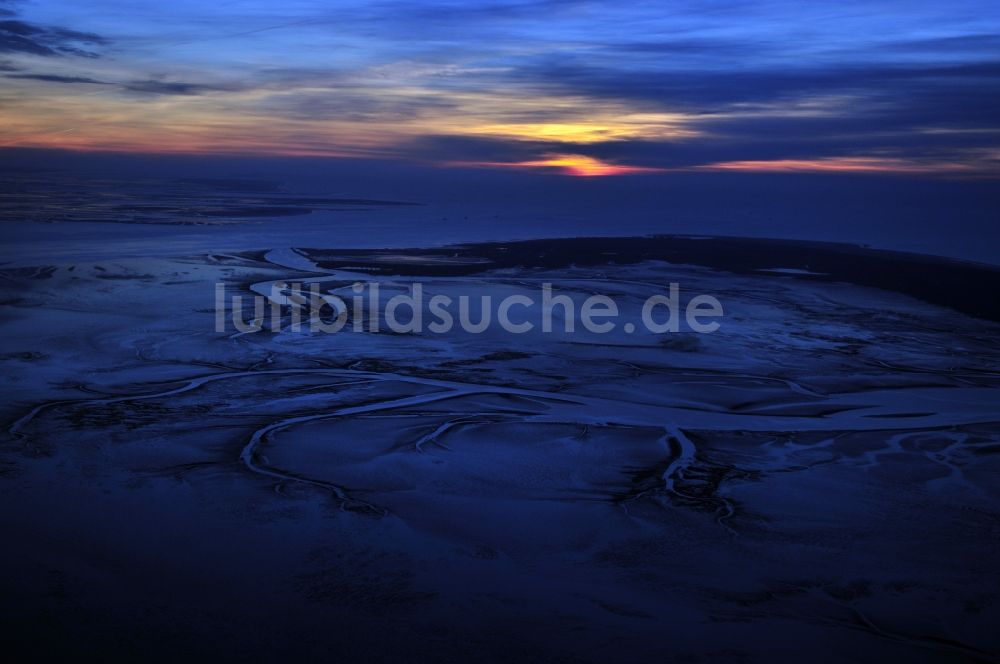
[698,157,985,175]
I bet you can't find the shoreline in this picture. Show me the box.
[300,234,1000,323]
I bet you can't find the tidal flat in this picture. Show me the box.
[1,235,999,662]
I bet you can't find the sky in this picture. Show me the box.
[1,0,999,177]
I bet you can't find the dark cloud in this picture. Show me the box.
[502,59,1000,113]
[5,72,106,84]
[4,71,227,95]
[0,15,108,57]
[599,37,772,56]
[122,79,219,95]
[394,132,808,170]
[395,134,554,163]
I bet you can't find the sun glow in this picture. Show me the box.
[456,154,666,177]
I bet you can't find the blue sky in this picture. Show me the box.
[2,0,998,175]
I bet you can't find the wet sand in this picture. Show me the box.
[1,236,999,662]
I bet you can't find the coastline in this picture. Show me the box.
[302,234,1000,322]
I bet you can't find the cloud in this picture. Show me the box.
[253,89,458,122]
[502,59,1000,115]
[5,72,106,84]
[876,33,1000,55]
[696,155,996,177]
[395,134,553,163]
[122,79,220,96]
[0,0,996,178]
[0,19,107,57]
